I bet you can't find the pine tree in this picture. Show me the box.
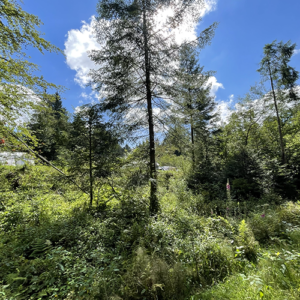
[28,92,70,161]
[90,0,217,214]
[172,45,216,166]
[69,104,122,206]
[50,92,66,119]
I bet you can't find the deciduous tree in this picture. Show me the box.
[258,40,299,164]
[0,0,62,139]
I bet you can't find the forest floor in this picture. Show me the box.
[0,164,300,300]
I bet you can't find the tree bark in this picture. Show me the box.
[268,64,286,164]
[89,121,93,206]
[191,121,195,165]
[190,106,195,167]
[143,0,158,215]
[188,86,195,166]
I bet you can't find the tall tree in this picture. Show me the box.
[0,0,62,142]
[90,0,217,214]
[258,40,299,164]
[172,45,216,166]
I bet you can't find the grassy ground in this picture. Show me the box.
[0,164,300,299]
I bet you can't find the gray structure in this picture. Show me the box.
[0,152,35,166]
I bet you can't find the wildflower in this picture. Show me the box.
[261,214,265,218]
[226,183,230,190]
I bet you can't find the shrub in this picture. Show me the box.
[235,220,258,262]
[121,247,191,300]
[249,211,285,244]
[279,202,300,226]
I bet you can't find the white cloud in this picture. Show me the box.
[64,17,100,87]
[293,49,300,56]
[80,92,89,99]
[154,0,217,46]
[207,76,224,98]
[64,1,218,88]
[215,86,300,126]
[215,94,234,125]
[76,91,99,108]
[80,91,96,101]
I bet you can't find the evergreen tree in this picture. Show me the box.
[69,104,122,206]
[50,92,66,119]
[90,0,217,214]
[172,45,216,166]
[28,92,70,161]
[163,121,190,156]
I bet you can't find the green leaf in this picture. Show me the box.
[38,290,48,297]
[12,277,26,281]
[259,291,264,298]
[58,263,65,271]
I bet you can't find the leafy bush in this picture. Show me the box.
[1,165,300,299]
[249,211,285,244]
[279,201,300,226]
[235,220,258,262]
[121,247,190,300]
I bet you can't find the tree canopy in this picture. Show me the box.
[0,0,62,139]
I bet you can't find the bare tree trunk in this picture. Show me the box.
[89,121,93,206]
[191,122,195,165]
[189,88,195,167]
[143,0,158,215]
[268,64,286,164]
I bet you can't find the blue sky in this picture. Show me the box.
[23,0,300,116]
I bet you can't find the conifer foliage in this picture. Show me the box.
[172,45,216,166]
[90,0,217,214]
[68,104,122,205]
[28,92,70,161]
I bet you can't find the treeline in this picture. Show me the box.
[28,93,126,162]
[25,94,129,204]
[162,41,300,203]
[1,0,300,212]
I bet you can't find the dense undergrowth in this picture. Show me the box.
[0,164,300,300]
